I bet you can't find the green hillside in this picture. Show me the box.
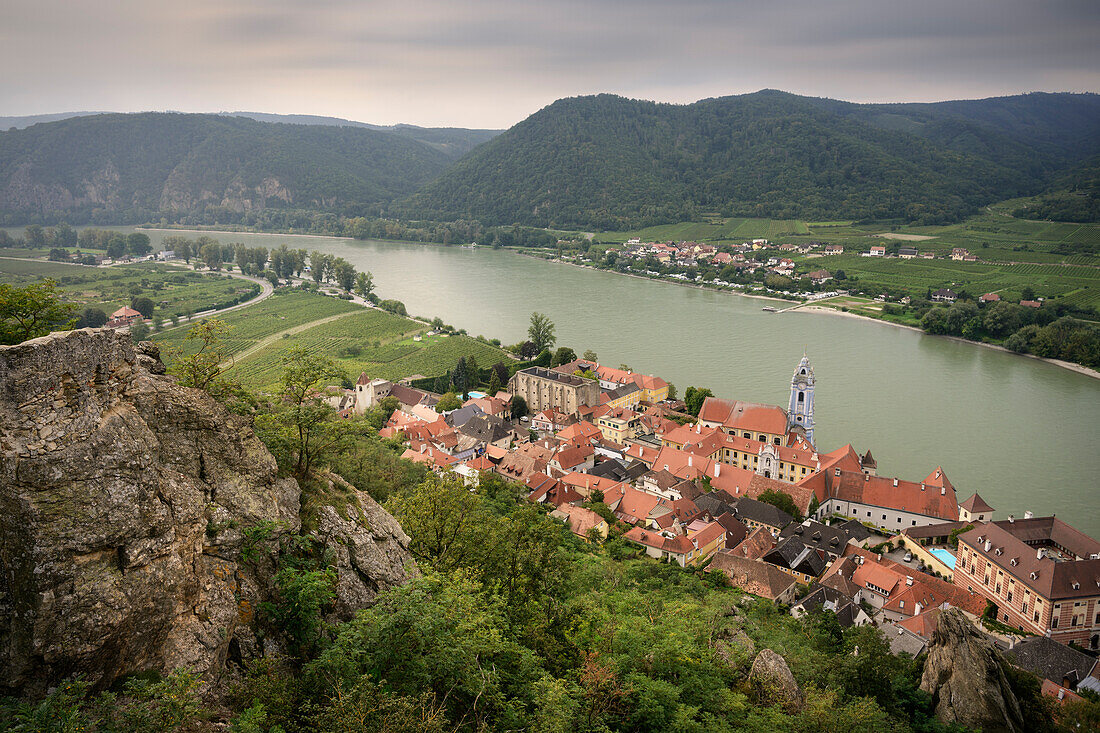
[0,113,454,224]
[404,91,1100,229]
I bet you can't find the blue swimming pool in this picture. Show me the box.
[929,548,957,569]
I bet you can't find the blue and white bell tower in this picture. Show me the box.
[788,354,815,445]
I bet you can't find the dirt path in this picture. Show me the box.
[220,310,360,369]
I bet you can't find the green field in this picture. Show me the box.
[155,290,513,392]
[0,259,257,316]
[802,254,1100,310]
[594,217,809,243]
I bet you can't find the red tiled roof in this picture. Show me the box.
[959,492,994,513]
[730,526,776,560]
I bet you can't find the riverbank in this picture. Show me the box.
[519,251,794,305]
[790,304,1100,380]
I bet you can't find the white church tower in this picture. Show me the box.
[788,354,815,445]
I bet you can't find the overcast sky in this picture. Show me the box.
[1,0,1097,129]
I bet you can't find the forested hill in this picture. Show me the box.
[0,113,456,224]
[403,91,1100,229]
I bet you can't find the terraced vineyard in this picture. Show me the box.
[155,290,360,357]
[155,289,513,393]
[230,330,510,391]
[808,254,1100,310]
[0,259,258,316]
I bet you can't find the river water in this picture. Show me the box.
[40,227,1100,534]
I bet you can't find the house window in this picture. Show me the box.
[867,511,871,517]
[1007,592,1013,603]
[882,514,887,520]
[1052,617,1059,628]
[1034,611,1040,623]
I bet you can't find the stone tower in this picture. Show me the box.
[788,354,815,445]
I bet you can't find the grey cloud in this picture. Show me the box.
[0,0,1096,128]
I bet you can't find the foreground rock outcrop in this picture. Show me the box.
[748,648,803,712]
[920,607,1024,733]
[0,329,414,695]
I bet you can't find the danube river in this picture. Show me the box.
[121,229,1100,534]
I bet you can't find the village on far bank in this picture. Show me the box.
[325,341,1100,708]
[567,236,1044,309]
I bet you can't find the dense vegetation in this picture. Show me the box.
[0,113,453,224]
[3,315,1098,731]
[1012,158,1100,223]
[406,91,1100,229]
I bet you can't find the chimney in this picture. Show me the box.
[984,540,992,552]
[915,602,922,614]
[1008,514,1014,523]
[906,576,913,586]
[1037,548,1043,560]
[1024,510,1034,519]
[892,478,899,487]
[941,487,946,495]
[688,455,693,467]
[715,463,721,477]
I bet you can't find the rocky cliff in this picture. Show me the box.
[920,607,1025,733]
[0,329,414,695]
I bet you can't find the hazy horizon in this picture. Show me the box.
[4,87,1099,133]
[2,0,1098,129]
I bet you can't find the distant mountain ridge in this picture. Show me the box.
[404,90,1100,228]
[0,112,461,223]
[1,91,1098,227]
[0,110,500,160]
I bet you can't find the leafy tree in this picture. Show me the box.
[276,348,347,476]
[332,257,356,291]
[127,232,152,256]
[1021,286,1036,301]
[682,386,713,416]
[200,241,222,270]
[129,321,151,340]
[53,222,77,247]
[0,280,77,344]
[666,382,677,401]
[491,361,510,386]
[435,391,461,413]
[519,340,539,359]
[451,356,469,397]
[76,307,108,328]
[582,349,598,361]
[309,251,331,283]
[130,296,155,319]
[23,224,47,248]
[511,395,528,419]
[168,319,232,392]
[353,270,374,299]
[106,235,127,259]
[551,346,577,367]
[528,311,556,352]
[487,369,502,396]
[757,489,802,520]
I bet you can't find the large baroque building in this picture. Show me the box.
[509,367,600,415]
[953,517,1100,648]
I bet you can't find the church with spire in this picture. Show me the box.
[787,353,815,445]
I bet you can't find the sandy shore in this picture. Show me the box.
[789,305,1100,380]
